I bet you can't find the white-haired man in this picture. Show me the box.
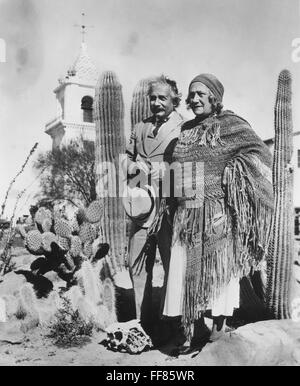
[124,75,185,346]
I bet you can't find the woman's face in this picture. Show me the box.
[188,82,213,118]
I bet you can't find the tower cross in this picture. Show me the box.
[74,12,94,43]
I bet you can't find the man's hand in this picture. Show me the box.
[136,160,151,174]
[128,159,151,175]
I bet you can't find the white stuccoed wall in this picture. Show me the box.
[291,133,300,208]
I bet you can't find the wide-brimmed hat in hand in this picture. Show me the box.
[122,184,156,229]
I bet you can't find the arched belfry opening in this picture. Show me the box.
[45,16,98,148]
[81,95,94,123]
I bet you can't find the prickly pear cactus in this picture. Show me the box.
[266,69,294,319]
[85,200,103,223]
[34,207,52,226]
[25,230,43,254]
[42,232,58,252]
[54,218,72,238]
[130,78,153,130]
[22,205,104,288]
[94,71,126,270]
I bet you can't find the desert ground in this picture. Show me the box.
[1,316,300,366]
[1,238,300,366]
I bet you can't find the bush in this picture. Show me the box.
[15,307,27,320]
[47,296,93,347]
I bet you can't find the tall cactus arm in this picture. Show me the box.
[94,71,126,271]
[130,78,153,131]
[266,69,294,319]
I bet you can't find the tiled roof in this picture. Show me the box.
[66,43,98,84]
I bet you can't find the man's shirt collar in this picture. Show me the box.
[150,111,175,137]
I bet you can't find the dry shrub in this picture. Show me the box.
[47,295,93,348]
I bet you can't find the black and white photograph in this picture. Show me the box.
[0,0,300,368]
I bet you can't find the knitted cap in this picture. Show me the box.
[189,73,224,102]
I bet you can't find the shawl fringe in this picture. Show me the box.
[178,156,273,341]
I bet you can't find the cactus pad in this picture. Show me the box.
[79,222,97,243]
[64,252,75,271]
[54,219,72,238]
[42,218,52,233]
[70,218,80,234]
[85,200,103,223]
[42,232,58,252]
[83,242,93,258]
[57,236,70,252]
[70,236,82,257]
[34,207,52,225]
[25,230,43,253]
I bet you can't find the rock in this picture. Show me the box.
[0,297,6,322]
[37,291,62,326]
[292,348,300,364]
[1,295,19,318]
[10,253,36,271]
[14,270,53,298]
[20,317,39,333]
[187,319,300,366]
[21,254,36,267]
[0,321,24,344]
[0,272,26,297]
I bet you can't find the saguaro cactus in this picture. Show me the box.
[130,78,153,130]
[94,71,126,269]
[266,69,294,319]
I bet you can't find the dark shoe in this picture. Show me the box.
[191,324,211,344]
[170,333,210,357]
[172,327,187,347]
[209,323,226,342]
[169,344,191,357]
[170,343,203,357]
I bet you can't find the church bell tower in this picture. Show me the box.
[45,16,98,148]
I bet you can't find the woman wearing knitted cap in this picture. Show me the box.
[162,73,274,351]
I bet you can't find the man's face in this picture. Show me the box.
[188,82,213,118]
[149,84,175,121]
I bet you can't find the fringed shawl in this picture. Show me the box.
[171,110,274,340]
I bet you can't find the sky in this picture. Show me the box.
[0,0,299,219]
